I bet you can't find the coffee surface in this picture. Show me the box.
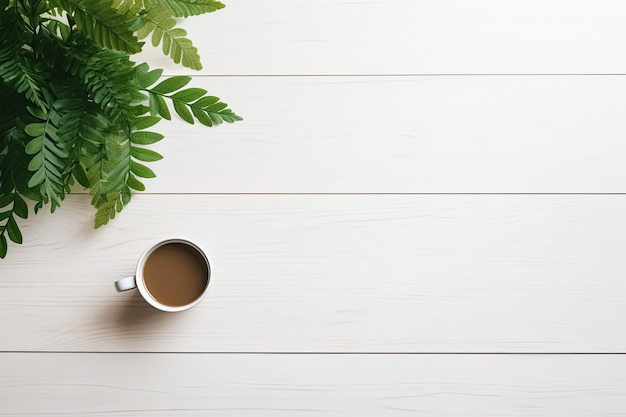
[143,243,208,307]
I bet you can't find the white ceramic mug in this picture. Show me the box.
[115,238,211,312]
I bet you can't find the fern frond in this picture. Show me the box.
[24,106,72,212]
[78,120,126,196]
[92,189,131,228]
[78,121,130,227]
[136,6,202,70]
[145,75,242,126]
[56,95,90,192]
[21,80,88,211]
[0,51,49,110]
[158,0,224,17]
[60,0,143,53]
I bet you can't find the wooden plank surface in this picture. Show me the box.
[125,75,626,193]
[2,194,626,353]
[135,0,626,75]
[2,353,625,416]
[4,1,626,413]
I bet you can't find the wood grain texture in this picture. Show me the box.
[2,194,626,352]
[116,75,626,193]
[2,353,625,416]
[4,1,624,414]
[134,0,626,75]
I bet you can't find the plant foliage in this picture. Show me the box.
[0,0,240,258]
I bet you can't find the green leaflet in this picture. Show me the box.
[0,234,7,259]
[133,116,161,130]
[151,76,192,94]
[130,131,164,145]
[148,93,171,120]
[171,88,207,103]
[11,195,28,220]
[173,101,194,124]
[130,161,156,178]
[24,104,74,211]
[130,147,163,162]
[6,217,22,244]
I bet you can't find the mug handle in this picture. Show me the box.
[115,276,137,292]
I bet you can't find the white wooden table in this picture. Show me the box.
[3,1,626,415]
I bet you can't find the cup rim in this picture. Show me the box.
[135,238,211,312]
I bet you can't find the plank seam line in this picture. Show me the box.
[2,351,626,355]
[161,73,626,78]
[67,192,626,196]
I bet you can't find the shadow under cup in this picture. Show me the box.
[140,241,210,309]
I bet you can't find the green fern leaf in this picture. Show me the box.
[126,173,145,191]
[96,135,131,195]
[173,100,194,124]
[6,216,22,244]
[130,146,162,162]
[80,103,162,225]
[151,76,191,94]
[93,189,131,228]
[190,96,219,108]
[159,0,225,17]
[12,194,28,219]
[0,192,27,258]
[24,105,74,211]
[130,160,156,178]
[143,74,241,125]
[75,106,125,195]
[147,86,242,126]
[133,116,161,130]
[148,92,171,120]
[0,234,6,258]
[136,7,202,70]
[94,195,118,228]
[61,0,143,53]
[0,54,48,110]
[130,130,163,145]
[135,63,162,89]
[171,88,207,103]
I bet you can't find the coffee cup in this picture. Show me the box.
[115,238,211,312]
